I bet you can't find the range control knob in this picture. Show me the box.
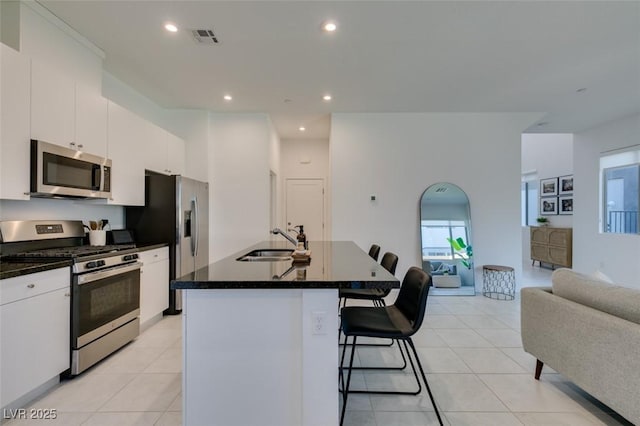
[86,261,98,269]
[97,260,106,267]
[123,254,139,261]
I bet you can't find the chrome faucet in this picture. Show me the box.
[271,228,298,246]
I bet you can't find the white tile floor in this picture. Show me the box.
[4,263,633,426]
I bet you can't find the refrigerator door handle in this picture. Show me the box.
[191,198,198,257]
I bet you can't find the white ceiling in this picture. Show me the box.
[39,1,640,140]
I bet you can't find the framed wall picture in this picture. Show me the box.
[559,175,573,195]
[559,196,573,215]
[540,178,558,196]
[540,197,558,215]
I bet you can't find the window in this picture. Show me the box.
[421,220,468,259]
[600,146,640,234]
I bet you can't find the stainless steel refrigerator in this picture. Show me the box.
[125,171,209,314]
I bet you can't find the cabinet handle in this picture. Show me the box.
[27,284,35,288]
[154,254,158,258]
[78,144,84,149]
[140,270,144,274]
[64,293,70,297]
[70,142,76,147]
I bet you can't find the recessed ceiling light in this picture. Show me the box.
[323,94,332,101]
[299,126,306,132]
[322,21,337,32]
[223,95,232,101]
[164,23,178,33]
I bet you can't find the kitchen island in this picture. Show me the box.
[171,240,399,426]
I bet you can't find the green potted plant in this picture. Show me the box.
[446,237,473,269]
[536,217,549,226]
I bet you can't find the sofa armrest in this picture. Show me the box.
[521,287,640,424]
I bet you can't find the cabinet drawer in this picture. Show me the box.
[139,247,169,264]
[530,227,549,244]
[0,267,70,305]
[530,243,549,262]
[548,247,571,267]
[548,229,570,246]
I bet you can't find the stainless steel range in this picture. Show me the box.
[0,220,141,375]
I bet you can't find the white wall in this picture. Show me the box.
[521,133,574,262]
[280,139,330,179]
[573,114,640,288]
[280,138,330,239]
[208,113,274,261]
[331,113,540,291]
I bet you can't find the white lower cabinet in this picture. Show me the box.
[139,247,169,324]
[0,268,70,408]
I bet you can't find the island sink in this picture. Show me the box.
[236,248,293,261]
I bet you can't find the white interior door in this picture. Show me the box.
[286,179,324,241]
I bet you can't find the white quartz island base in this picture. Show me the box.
[182,288,339,426]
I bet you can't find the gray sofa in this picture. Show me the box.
[521,268,640,424]
[422,260,457,276]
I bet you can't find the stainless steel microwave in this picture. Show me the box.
[30,139,112,199]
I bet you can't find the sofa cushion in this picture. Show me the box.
[552,268,640,326]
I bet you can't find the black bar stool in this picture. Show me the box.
[339,252,399,350]
[339,251,398,309]
[368,244,380,261]
[339,266,443,426]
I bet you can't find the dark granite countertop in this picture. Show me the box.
[171,241,400,290]
[0,259,72,280]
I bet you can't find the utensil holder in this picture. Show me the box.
[89,230,106,246]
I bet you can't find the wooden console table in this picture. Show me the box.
[530,227,572,268]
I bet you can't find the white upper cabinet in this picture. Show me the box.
[142,121,167,174]
[31,59,108,158]
[75,83,108,157]
[0,44,31,200]
[166,132,185,176]
[143,124,186,176]
[107,101,145,206]
[30,59,75,147]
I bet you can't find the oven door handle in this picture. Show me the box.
[77,262,142,285]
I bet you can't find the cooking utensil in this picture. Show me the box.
[89,221,98,230]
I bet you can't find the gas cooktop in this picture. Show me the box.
[12,244,137,259]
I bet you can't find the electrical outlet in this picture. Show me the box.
[312,311,327,335]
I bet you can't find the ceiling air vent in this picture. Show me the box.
[192,29,219,44]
